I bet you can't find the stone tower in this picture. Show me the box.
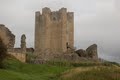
[35,7,74,53]
[21,34,26,53]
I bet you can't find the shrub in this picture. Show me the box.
[0,38,7,68]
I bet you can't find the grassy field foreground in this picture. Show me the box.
[0,57,120,80]
[60,66,120,80]
[0,58,70,80]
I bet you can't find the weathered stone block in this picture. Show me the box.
[0,24,15,51]
[86,44,98,59]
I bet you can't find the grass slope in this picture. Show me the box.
[60,64,120,80]
[0,58,70,80]
[0,57,120,80]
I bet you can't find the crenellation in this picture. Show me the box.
[35,11,40,15]
[59,7,67,13]
[42,7,51,14]
[67,12,74,16]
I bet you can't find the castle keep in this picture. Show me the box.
[35,7,74,53]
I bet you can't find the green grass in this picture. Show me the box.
[0,58,70,80]
[0,57,120,80]
[60,64,120,80]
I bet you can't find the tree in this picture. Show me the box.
[0,38,7,68]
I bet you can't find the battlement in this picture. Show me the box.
[42,7,51,14]
[36,7,74,21]
[59,7,67,13]
[35,11,41,16]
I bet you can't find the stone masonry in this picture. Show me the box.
[35,7,74,53]
[0,24,15,51]
[21,34,26,53]
[0,24,26,62]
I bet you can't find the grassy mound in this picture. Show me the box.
[0,57,70,80]
[60,63,120,80]
[0,56,120,80]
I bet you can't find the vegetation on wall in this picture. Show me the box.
[0,38,7,68]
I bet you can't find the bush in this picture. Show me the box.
[0,38,7,68]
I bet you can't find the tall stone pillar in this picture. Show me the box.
[67,12,74,49]
[42,7,51,50]
[59,8,68,52]
[35,11,40,52]
[21,34,26,53]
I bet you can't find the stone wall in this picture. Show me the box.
[0,24,15,51]
[14,48,34,53]
[8,52,26,62]
[0,24,27,62]
[76,44,98,60]
[35,7,74,53]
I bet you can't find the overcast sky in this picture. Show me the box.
[0,0,120,62]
